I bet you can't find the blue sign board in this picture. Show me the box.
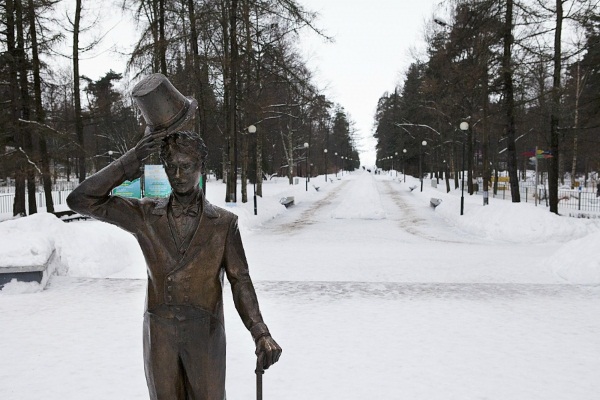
[112,178,141,198]
[144,165,171,198]
[143,165,204,198]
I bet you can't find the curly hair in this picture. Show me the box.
[159,131,208,171]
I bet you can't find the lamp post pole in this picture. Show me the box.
[420,140,427,192]
[460,122,469,215]
[324,149,328,182]
[304,142,309,191]
[394,152,398,177]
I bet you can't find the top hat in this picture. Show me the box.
[132,73,197,136]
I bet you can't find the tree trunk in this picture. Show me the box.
[241,132,248,202]
[73,0,86,183]
[226,0,239,202]
[467,126,473,194]
[549,0,563,214]
[159,0,167,74]
[570,61,582,189]
[15,0,37,214]
[239,0,250,204]
[27,0,54,212]
[187,0,208,194]
[5,0,26,216]
[482,64,490,205]
[503,0,521,202]
[453,142,459,189]
[256,125,263,196]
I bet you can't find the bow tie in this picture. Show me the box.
[171,202,199,217]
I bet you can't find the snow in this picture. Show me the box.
[1,171,600,399]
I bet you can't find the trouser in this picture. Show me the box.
[143,308,226,400]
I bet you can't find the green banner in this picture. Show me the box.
[112,178,141,198]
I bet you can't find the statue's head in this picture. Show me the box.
[159,131,208,195]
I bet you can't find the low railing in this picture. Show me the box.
[0,190,72,215]
[485,183,600,213]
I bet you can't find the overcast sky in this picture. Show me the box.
[297,0,441,165]
[69,0,442,166]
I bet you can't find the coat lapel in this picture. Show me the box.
[171,195,221,272]
[151,196,181,259]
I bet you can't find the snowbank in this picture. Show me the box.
[2,172,600,289]
[551,231,600,283]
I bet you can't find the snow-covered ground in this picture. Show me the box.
[1,171,600,399]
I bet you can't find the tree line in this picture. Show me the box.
[374,0,599,214]
[0,0,360,216]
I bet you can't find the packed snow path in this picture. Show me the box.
[1,172,599,399]
[246,173,565,284]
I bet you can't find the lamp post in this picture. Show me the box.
[248,125,258,215]
[108,150,114,163]
[402,149,407,182]
[304,142,309,191]
[459,121,468,215]
[324,149,328,182]
[420,140,427,192]
[341,156,344,176]
[394,152,398,177]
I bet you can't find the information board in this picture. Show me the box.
[144,165,171,198]
[112,178,141,199]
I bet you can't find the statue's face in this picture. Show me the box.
[163,151,202,195]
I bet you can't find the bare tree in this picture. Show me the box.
[503,0,521,201]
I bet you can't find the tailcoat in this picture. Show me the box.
[67,149,270,399]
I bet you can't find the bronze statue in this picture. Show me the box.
[67,74,281,400]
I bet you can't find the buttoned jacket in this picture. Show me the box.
[67,150,267,336]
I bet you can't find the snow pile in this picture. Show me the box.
[406,179,600,244]
[550,231,600,283]
[0,279,47,294]
[55,220,145,278]
[0,213,60,268]
[441,200,599,243]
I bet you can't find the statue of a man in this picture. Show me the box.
[67,74,281,400]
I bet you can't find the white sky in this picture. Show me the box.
[296,0,441,165]
[66,0,442,166]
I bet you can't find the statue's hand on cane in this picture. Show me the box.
[255,336,282,370]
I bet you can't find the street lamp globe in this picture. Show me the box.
[460,121,469,131]
[304,142,309,148]
[324,149,328,153]
[248,125,257,134]
[403,149,407,154]
[422,140,427,146]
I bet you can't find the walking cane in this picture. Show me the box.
[255,353,265,400]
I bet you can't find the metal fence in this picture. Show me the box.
[484,182,600,213]
[0,190,72,215]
